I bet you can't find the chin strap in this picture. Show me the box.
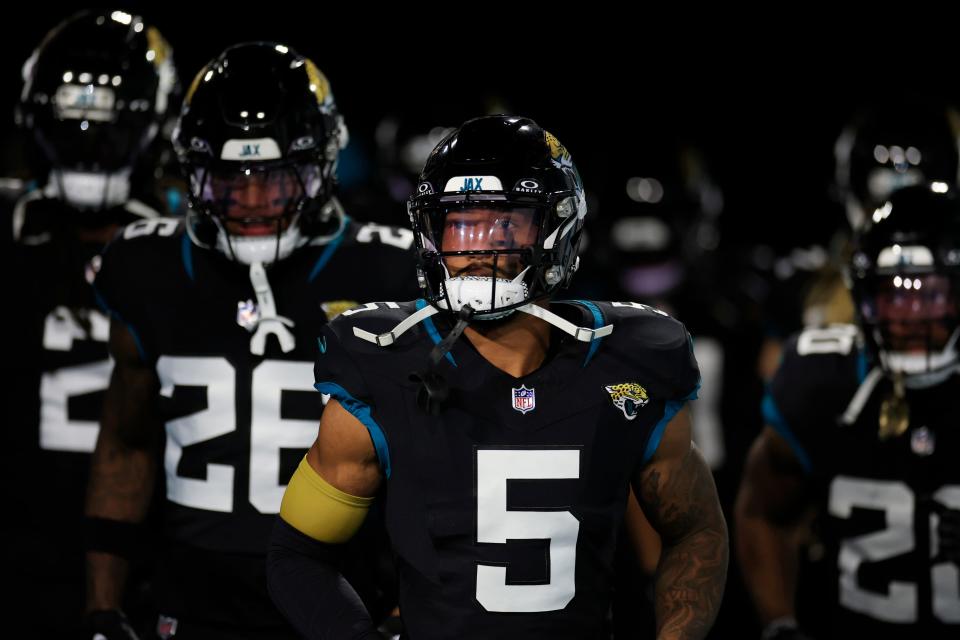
[352,303,440,346]
[841,365,884,425]
[248,261,296,355]
[350,300,614,417]
[515,304,613,342]
[410,305,477,416]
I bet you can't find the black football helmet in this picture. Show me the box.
[408,115,587,319]
[173,42,348,265]
[835,100,960,231]
[597,141,723,300]
[17,9,177,211]
[849,184,960,385]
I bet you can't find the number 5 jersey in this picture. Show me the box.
[314,299,701,640]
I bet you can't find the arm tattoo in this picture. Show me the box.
[639,445,728,640]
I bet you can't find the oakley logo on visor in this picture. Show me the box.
[445,176,504,193]
[221,138,282,161]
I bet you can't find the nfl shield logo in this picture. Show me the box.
[911,426,936,457]
[236,299,260,332]
[512,385,536,414]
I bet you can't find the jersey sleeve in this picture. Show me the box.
[90,217,184,362]
[638,322,702,466]
[90,225,151,361]
[670,326,702,402]
[764,325,863,473]
[599,302,702,466]
[313,320,392,478]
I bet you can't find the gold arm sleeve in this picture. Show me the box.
[279,456,374,543]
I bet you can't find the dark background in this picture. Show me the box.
[4,8,955,637]
[2,6,957,252]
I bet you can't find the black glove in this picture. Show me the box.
[377,615,403,640]
[761,617,814,640]
[84,609,141,640]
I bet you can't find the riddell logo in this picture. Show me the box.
[239,144,261,157]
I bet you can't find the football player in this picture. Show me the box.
[268,115,728,639]
[3,10,177,635]
[84,42,417,638]
[736,184,960,639]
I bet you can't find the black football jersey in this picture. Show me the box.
[766,324,960,639]
[4,192,162,631]
[93,213,418,629]
[314,299,701,640]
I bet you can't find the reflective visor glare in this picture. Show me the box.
[434,206,540,253]
[194,164,319,222]
[864,274,955,322]
[39,119,142,171]
[861,273,960,352]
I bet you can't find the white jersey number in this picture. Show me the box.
[39,306,111,453]
[796,325,858,357]
[157,356,316,514]
[475,448,580,613]
[828,476,960,623]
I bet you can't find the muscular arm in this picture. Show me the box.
[625,487,662,577]
[734,426,810,626]
[267,399,384,640]
[635,406,728,640]
[307,398,382,498]
[84,321,161,611]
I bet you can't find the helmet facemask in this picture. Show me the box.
[185,156,328,265]
[173,43,349,265]
[856,266,960,381]
[852,242,960,387]
[412,189,584,320]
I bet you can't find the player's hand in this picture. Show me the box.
[377,614,403,640]
[761,618,814,640]
[84,609,141,640]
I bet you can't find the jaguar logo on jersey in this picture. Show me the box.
[236,299,260,331]
[604,382,649,420]
[512,385,536,414]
